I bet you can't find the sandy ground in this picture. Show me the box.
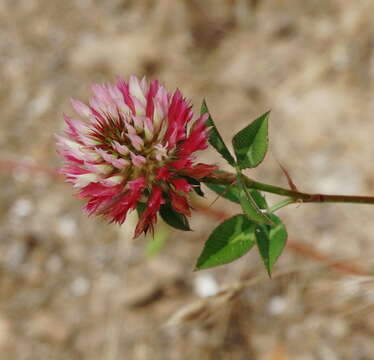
[1,0,374,359]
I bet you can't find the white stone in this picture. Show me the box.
[193,273,219,298]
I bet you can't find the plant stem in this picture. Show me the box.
[203,171,374,206]
[269,198,295,213]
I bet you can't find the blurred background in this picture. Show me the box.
[1,0,374,359]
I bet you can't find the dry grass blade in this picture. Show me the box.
[166,266,310,329]
[166,283,244,328]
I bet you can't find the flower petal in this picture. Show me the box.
[171,178,191,193]
[134,185,164,237]
[170,191,191,216]
[182,164,218,179]
[70,99,92,118]
[130,153,146,168]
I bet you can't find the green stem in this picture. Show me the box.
[203,171,374,206]
[269,199,295,213]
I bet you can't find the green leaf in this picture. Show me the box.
[159,204,191,231]
[195,214,256,270]
[206,183,241,203]
[249,190,268,210]
[236,173,273,224]
[232,111,270,169]
[255,214,287,276]
[206,183,267,209]
[201,100,236,166]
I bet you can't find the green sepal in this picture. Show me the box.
[159,204,191,231]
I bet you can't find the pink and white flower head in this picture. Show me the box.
[57,76,216,237]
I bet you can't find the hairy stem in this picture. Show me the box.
[203,171,374,205]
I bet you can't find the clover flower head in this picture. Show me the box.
[56,76,216,237]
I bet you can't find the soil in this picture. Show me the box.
[1,1,374,359]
